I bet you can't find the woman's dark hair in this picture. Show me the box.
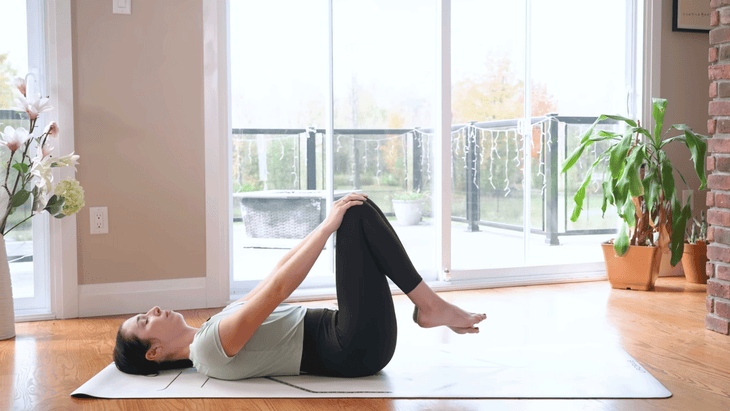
[114,324,193,375]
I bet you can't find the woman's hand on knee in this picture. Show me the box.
[321,192,368,234]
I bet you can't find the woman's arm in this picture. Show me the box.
[217,193,367,357]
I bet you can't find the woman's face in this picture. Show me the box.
[121,306,186,343]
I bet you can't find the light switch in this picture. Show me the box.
[113,0,131,15]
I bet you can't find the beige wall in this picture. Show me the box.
[67,2,710,285]
[72,0,206,285]
[660,2,711,219]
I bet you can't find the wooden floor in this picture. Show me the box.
[1,277,729,410]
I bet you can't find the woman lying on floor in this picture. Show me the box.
[114,193,486,380]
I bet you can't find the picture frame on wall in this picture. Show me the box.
[673,0,712,32]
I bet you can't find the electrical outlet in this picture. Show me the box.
[113,0,131,14]
[90,207,108,234]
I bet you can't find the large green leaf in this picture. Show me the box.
[660,154,676,204]
[628,148,645,197]
[620,195,636,227]
[609,128,634,177]
[12,163,29,174]
[682,130,707,190]
[561,145,588,174]
[641,169,661,215]
[652,98,667,146]
[670,200,692,266]
[616,148,644,200]
[601,180,614,217]
[614,222,630,256]
[10,189,31,208]
[592,129,622,139]
[601,114,637,128]
[45,196,65,216]
[633,126,652,141]
[569,156,604,222]
[659,135,684,148]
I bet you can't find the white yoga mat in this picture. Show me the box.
[72,344,671,399]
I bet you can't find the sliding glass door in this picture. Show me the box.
[448,0,640,281]
[229,0,642,294]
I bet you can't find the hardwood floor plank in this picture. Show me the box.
[1,277,728,410]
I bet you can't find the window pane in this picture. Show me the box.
[451,0,527,269]
[333,0,437,278]
[532,0,628,263]
[451,0,633,270]
[0,2,35,300]
[230,1,330,287]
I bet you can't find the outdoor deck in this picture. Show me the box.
[232,218,610,283]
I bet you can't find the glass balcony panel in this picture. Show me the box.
[230,1,330,285]
[531,0,630,265]
[451,0,527,270]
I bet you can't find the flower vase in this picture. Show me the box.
[0,235,15,340]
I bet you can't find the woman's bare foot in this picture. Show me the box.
[406,280,486,334]
[413,303,487,334]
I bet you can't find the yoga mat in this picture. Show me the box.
[72,343,671,399]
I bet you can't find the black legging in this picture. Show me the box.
[299,198,423,377]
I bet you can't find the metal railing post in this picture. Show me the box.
[307,127,316,190]
[465,123,480,232]
[544,116,559,245]
[412,130,423,193]
[353,136,361,189]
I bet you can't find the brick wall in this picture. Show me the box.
[707,0,730,335]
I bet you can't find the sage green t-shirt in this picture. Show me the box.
[188,301,306,380]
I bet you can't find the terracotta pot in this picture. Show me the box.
[681,241,708,284]
[601,242,661,291]
[658,251,681,276]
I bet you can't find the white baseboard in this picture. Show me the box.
[78,277,210,318]
[448,262,607,285]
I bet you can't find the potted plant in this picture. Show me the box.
[561,98,707,290]
[392,190,425,226]
[0,75,85,340]
[682,210,708,284]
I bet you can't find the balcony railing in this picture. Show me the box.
[232,115,621,245]
[0,108,618,245]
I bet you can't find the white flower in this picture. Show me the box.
[30,156,53,191]
[40,143,53,159]
[0,126,30,152]
[12,77,26,96]
[15,93,53,120]
[54,179,85,216]
[44,121,59,138]
[52,152,80,171]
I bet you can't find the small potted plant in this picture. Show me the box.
[392,190,425,226]
[561,98,707,290]
[682,210,708,284]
